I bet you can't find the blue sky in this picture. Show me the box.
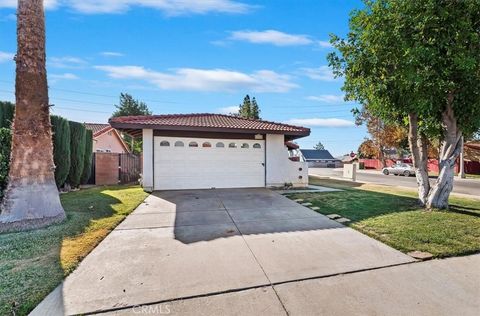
[0,0,367,156]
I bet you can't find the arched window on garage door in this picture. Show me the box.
[241,143,249,149]
[174,141,184,147]
[189,141,198,147]
[160,141,170,147]
[216,142,225,148]
[202,142,212,148]
[228,143,237,148]
[253,143,262,149]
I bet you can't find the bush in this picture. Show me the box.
[51,115,71,188]
[67,121,86,188]
[81,129,93,184]
[0,128,11,201]
[0,101,15,129]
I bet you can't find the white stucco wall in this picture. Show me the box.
[143,130,307,190]
[142,129,154,192]
[266,134,308,187]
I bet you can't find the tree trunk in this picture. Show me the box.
[0,0,65,232]
[408,113,430,205]
[378,146,386,168]
[426,100,461,209]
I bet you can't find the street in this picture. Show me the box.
[309,168,480,196]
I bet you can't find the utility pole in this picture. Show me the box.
[458,136,465,179]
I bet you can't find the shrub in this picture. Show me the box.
[67,121,86,188]
[0,128,11,201]
[81,129,93,184]
[51,115,71,188]
[0,101,15,129]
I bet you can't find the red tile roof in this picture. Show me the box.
[109,113,310,137]
[84,123,112,138]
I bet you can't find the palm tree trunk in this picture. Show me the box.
[0,0,65,232]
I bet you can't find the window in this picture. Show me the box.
[216,142,225,148]
[174,141,184,147]
[160,141,170,147]
[189,141,198,147]
[241,143,249,149]
[228,143,237,148]
[253,143,262,149]
[202,142,212,148]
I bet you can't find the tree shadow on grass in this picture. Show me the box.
[447,206,480,218]
[0,186,139,316]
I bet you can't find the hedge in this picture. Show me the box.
[67,121,86,188]
[81,129,93,184]
[0,128,11,201]
[51,115,71,188]
[0,101,14,129]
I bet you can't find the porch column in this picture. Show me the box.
[142,129,154,191]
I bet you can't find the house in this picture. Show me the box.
[109,113,310,191]
[300,149,343,168]
[85,123,130,153]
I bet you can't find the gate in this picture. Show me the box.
[88,152,141,185]
[119,153,141,184]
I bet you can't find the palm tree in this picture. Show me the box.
[0,0,65,232]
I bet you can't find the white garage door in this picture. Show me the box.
[154,136,265,190]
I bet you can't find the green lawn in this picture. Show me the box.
[0,186,149,316]
[288,177,480,258]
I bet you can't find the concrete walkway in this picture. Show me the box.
[33,188,424,315]
[101,254,480,316]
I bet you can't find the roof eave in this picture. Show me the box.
[109,122,310,139]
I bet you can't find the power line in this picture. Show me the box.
[53,106,112,114]
[0,79,180,104]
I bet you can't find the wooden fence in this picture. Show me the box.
[88,153,141,185]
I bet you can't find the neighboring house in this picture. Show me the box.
[85,123,130,153]
[300,149,343,168]
[110,113,310,191]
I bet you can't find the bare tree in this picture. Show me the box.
[0,0,65,232]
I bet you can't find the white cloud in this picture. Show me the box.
[0,51,14,63]
[286,118,354,127]
[66,0,252,15]
[230,30,313,46]
[317,40,332,48]
[0,0,252,15]
[100,51,124,57]
[95,65,297,93]
[49,73,79,80]
[49,56,87,68]
[0,13,16,21]
[218,106,239,114]
[306,94,345,104]
[0,0,58,9]
[301,66,337,81]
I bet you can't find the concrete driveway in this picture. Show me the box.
[33,188,416,315]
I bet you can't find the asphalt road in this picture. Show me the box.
[309,168,480,197]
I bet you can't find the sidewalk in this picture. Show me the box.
[100,254,480,315]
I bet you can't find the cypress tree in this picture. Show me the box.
[67,121,86,188]
[238,95,251,119]
[0,128,11,201]
[0,101,15,129]
[81,129,93,184]
[51,116,71,188]
[250,97,261,119]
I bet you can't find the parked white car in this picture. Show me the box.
[382,163,415,177]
